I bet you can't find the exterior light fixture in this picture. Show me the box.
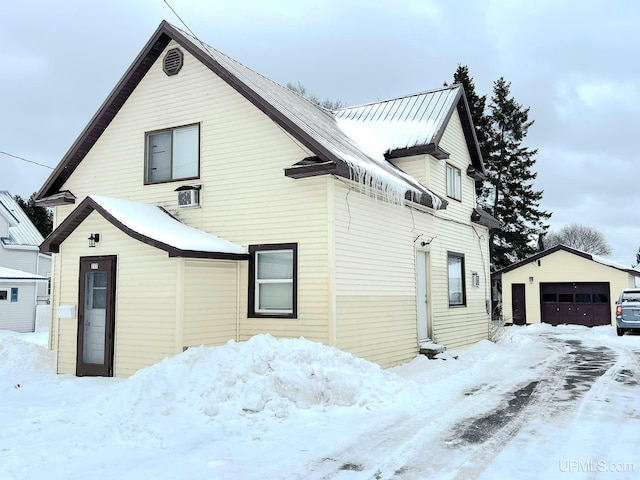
[88,233,100,248]
[529,276,534,284]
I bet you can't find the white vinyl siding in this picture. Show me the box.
[54,211,178,377]
[50,39,491,373]
[333,178,490,364]
[182,259,238,348]
[0,283,36,332]
[54,41,330,366]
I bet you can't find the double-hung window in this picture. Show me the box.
[446,164,462,201]
[0,290,6,301]
[145,124,200,183]
[249,243,297,318]
[447,252,466,307]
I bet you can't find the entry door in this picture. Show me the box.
[512,283,526,325]
[416,251,432,342]
[77,256,116,377]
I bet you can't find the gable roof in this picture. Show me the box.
[0,191,44,247]
[36,21,483,210]
[333,85,484,170]
[40,195,248,260]
[494,244,640,277]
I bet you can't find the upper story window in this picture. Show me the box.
[145,124,200,184]
[446,163,461,201]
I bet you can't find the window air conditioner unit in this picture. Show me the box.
[176,186,200,207]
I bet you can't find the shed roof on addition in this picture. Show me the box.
[34,21,489,210]
[40,195,248,260]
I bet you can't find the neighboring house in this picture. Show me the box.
[0,191,51,332]
[495,245,640,327]
[37,21,499,377]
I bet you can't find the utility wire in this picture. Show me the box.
[163,0,198,38]
[0,151,54,170]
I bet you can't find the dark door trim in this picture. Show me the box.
[77,255,117,377]
[512,283,526,325]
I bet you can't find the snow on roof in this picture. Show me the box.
[0,266,48,281]
[590,252,640,274]
[334,86,460,152]
[0,191,44,247]
[89,196,246,255]
[171,24,440,206]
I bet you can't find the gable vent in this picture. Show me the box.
[163,48,184,76]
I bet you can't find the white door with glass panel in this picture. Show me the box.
[416,251,432,342]
[83,271,107,364]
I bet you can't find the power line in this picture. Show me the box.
[0,151,54,170]
[163,0,198,38]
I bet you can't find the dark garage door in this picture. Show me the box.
[540,282,611,327]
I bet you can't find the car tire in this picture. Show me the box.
[617,327,624,336]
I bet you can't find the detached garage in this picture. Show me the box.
[495,245,640,327]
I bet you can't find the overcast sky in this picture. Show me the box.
[1,0,638,265]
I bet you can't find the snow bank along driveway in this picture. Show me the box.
[0,325,638,479]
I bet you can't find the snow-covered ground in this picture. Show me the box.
[1,325,638,479]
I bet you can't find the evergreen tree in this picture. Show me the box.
[450,65,491,163]
[484,78,550,270]
[14,193,53,237]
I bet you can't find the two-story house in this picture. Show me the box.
[0,191,51,332]
[37,21,498,377]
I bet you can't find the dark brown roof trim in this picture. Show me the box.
[455,89,484,173]
[36,31,172,200]
[284,159,349,179]
[385,144,450,160]
[493,244,640,276]
[35,191,77,207]
[471,207,500,229]
[40,197,249,260]
[466,165,486,181]
[37,21,359,201]
[284,159,446,210]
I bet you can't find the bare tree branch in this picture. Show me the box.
[544,223,612,256]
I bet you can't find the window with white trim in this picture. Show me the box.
[448,252,466,307]
[446,163,462,201]
[0,290,6,301]
[249,243,297,318]
[145,124,200,183]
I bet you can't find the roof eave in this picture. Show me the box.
[36,25,174,201]
[40,197,248,260]
[385,144,450,160]
[455,87,485,173]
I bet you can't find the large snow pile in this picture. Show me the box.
[88,334,420,445]
[0,334,54,388]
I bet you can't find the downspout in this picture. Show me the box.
[236,261,240,342]
[327,177,337,346]
[175,258,185,354]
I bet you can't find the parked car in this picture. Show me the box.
[615,288,640,336]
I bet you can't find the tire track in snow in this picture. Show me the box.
[440,335,618,480]
[299,338,566,480]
